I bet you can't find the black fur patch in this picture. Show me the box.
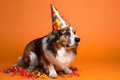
[47,30,62,56]
[34,36,50,70]
[34,38,43,57]
[34,36,47,58]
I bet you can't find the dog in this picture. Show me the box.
[17,24,80,78]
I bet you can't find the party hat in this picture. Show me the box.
[51,4,69,30]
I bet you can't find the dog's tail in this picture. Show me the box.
[13,56,23,66]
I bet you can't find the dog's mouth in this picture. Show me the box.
[65,44,78,50]
[66,44,69,47]
[66,43,78,47]
[65,44,78,51]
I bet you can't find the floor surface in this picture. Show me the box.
[0,60,120,80]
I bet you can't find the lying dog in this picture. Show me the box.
[17,25,80,78]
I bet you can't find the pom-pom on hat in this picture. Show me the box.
[51,4,69,30]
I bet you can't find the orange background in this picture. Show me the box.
[0,0,120,80]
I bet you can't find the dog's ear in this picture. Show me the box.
[55,30,62,40]
[47,31,57,42]
[48,30,63,43]
[47,30,60,42]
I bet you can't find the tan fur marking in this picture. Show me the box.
[55,35,68,49]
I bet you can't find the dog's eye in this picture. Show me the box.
[64,31,70,36]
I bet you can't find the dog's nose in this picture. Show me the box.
[75,37,80,42]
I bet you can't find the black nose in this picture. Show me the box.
[75,37,80,42]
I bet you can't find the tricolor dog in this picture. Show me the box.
[17,4,80,78]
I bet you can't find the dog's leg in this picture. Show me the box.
[64,67,73,74]
[29,51,38,71]
[48,64,58,78]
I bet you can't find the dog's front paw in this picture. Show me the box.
[49,71,58,78]
[48,65,58,78]
[64,68,73,74]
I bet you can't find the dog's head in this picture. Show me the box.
[48,25,80,49]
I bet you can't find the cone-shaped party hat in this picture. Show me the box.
[51,4,69,30]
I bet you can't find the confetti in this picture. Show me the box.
[3,66,79,79]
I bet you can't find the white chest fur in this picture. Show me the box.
[56,47,75,66]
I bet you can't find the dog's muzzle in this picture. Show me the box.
[66,37,80,48]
